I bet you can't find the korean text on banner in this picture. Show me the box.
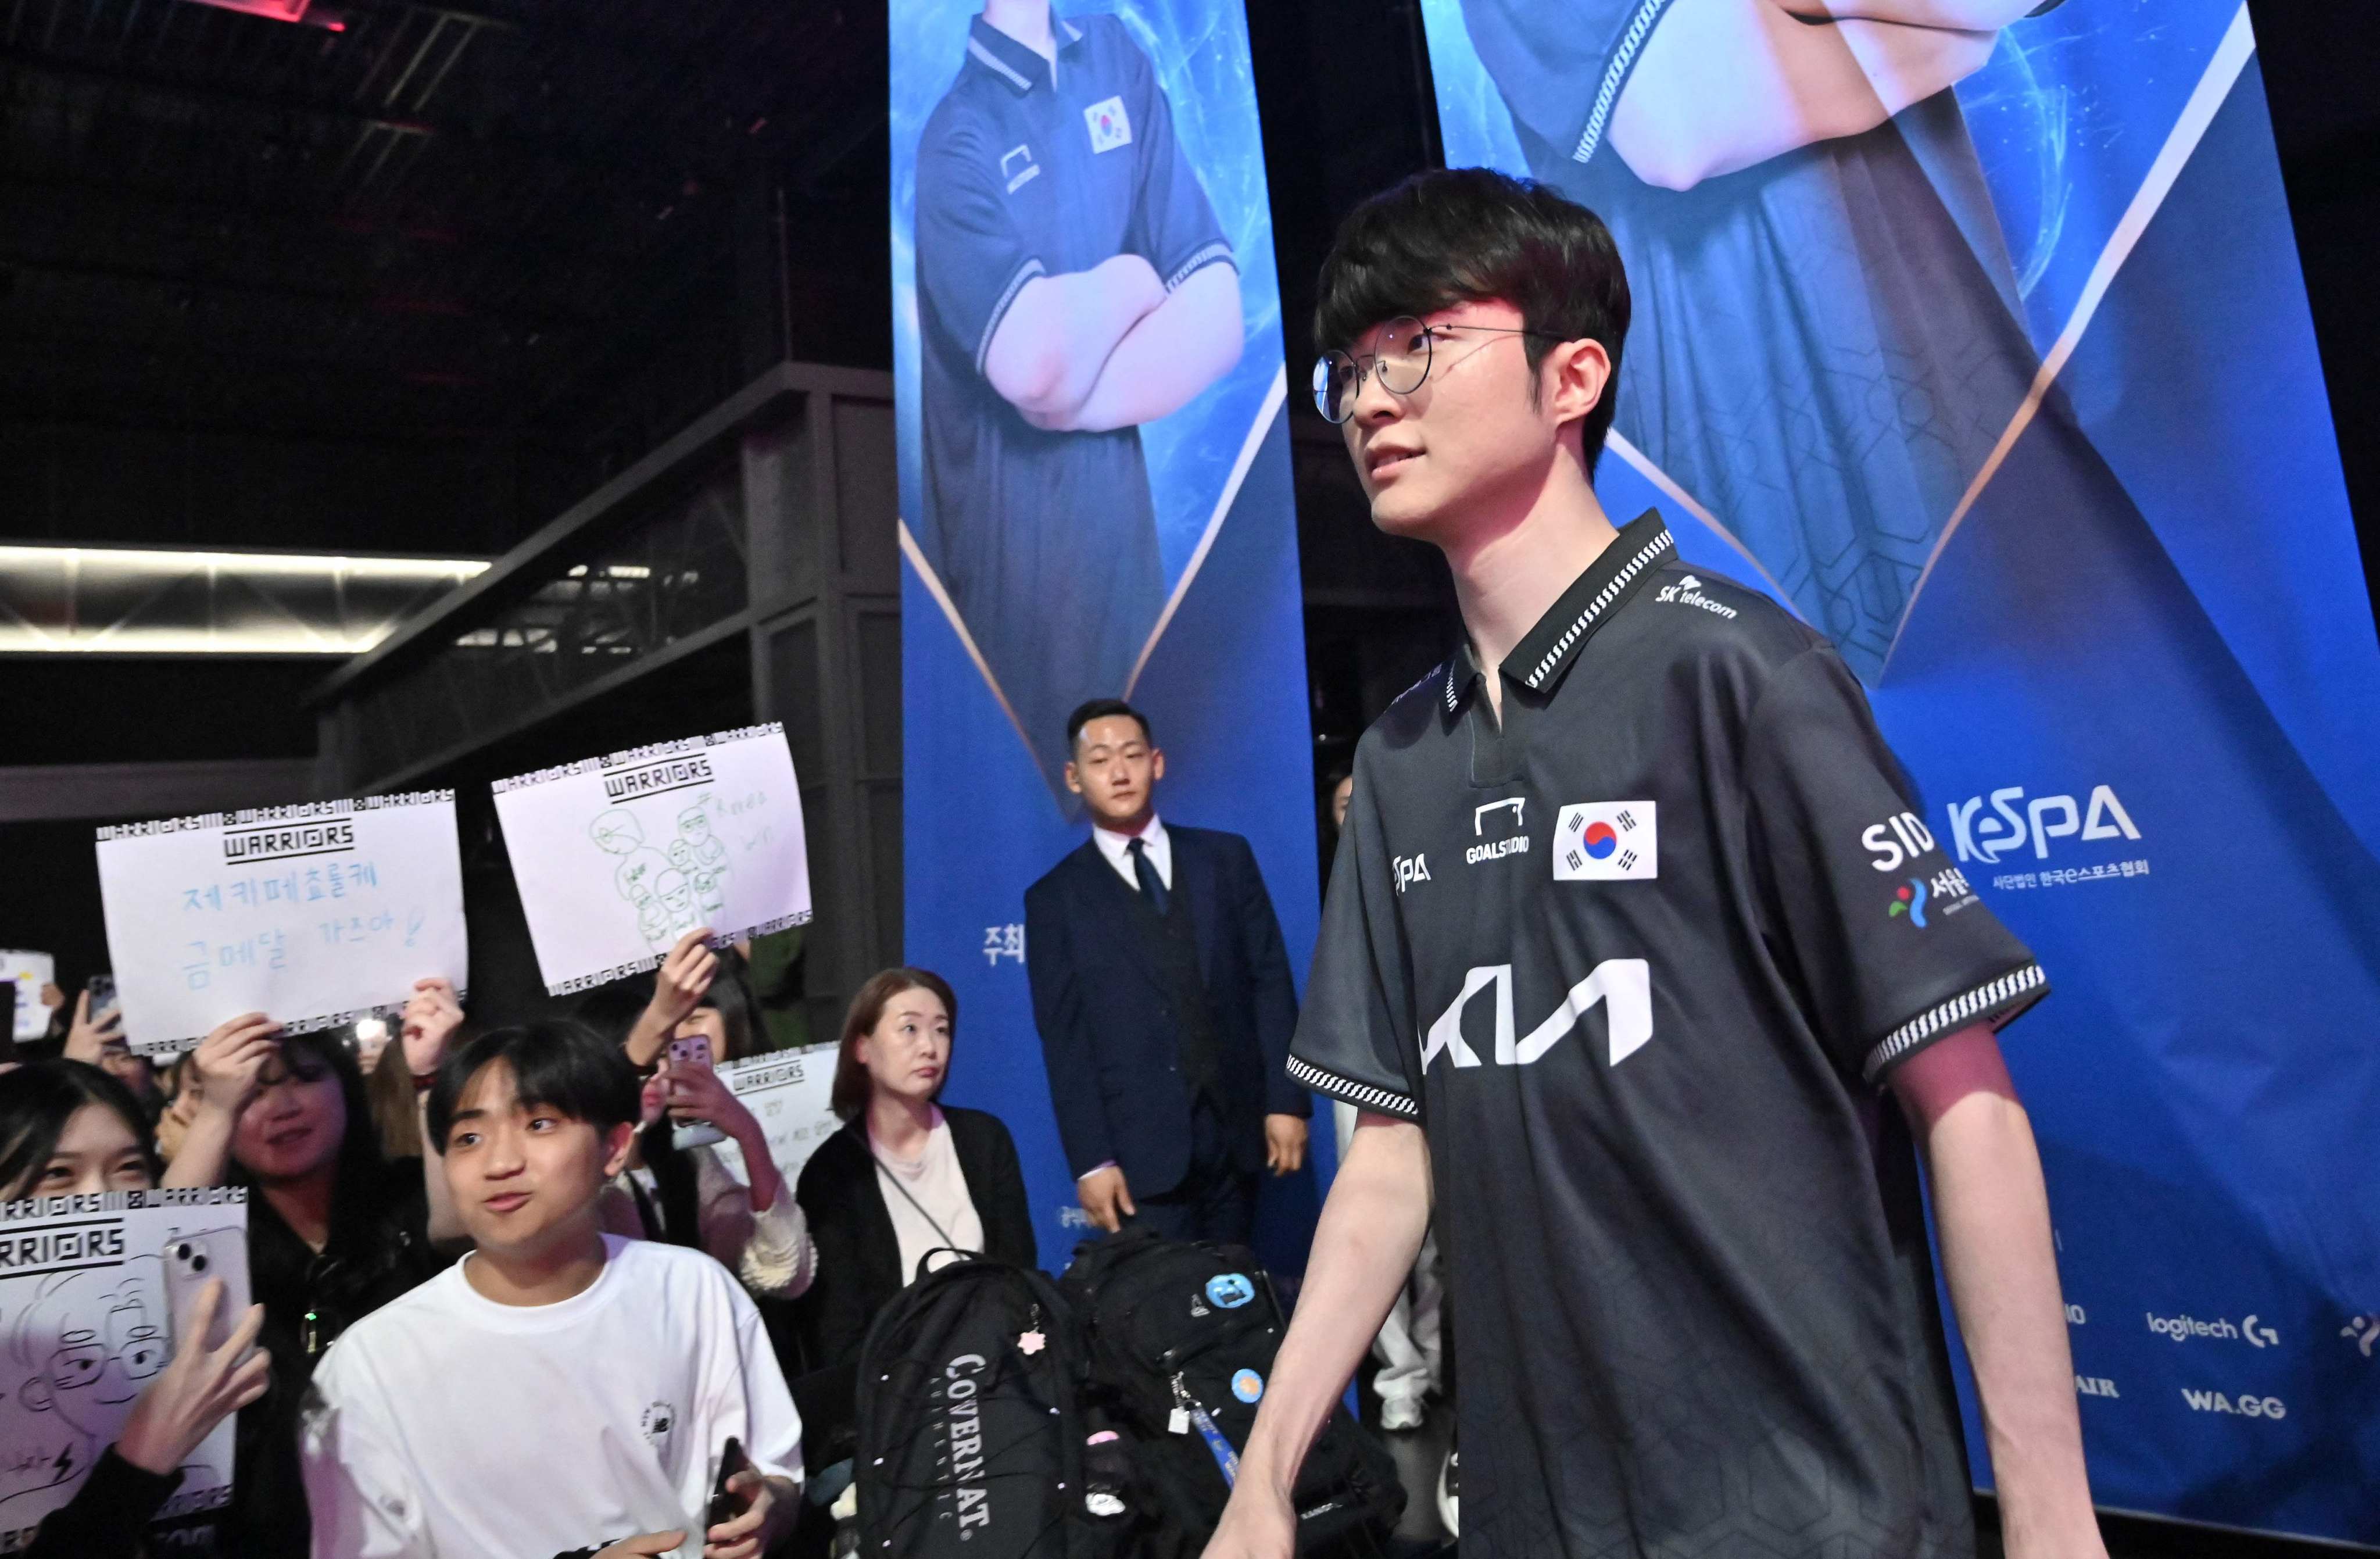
[95,794,467,1056]
[706,1045,843,1189]
[0,951,53,1041]
[0,1188,250,1551]
[492,724,813,997]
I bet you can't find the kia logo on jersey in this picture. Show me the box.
[1554,802,1658,881]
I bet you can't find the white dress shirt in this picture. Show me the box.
[1091,813,1172,891]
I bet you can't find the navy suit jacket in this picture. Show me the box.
[1023,824,1308,1196]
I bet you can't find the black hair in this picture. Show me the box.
[1313,167,1631,474]
[230,1029,384,1234]
[428,1019,641,1149]
[0,1060,160,1200]
[694,949,761,1062]
[1066,698,1153,752]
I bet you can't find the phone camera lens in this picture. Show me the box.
[191,1254,208,1273]
[174,1243,190,1259]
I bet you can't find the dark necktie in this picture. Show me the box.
[1126,837,1169,916]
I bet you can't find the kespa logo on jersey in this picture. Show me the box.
[1863,810,1938,873]
[1946,785,2140,864]
[2146,1312,2280,1348]
[1654,574,1738,619]
[2181,1388,2286,1419]
[1554,803,1657,881]
[1888,867,1976,929]
[1084,95,1133,152]
[2075,1375,2121,1398]
[1393,854,1431,894]
[1422,960,1652,1072]
[1467,798,1530,864]
[2343,1315,2379,1358]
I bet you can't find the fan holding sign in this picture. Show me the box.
[492,725,814,997]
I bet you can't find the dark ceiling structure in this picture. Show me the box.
[1,0,892,557]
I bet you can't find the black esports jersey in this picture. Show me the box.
[1294,512,2049,1559]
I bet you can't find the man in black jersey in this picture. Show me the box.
[1204,170,2104,1559]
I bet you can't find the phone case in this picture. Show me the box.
[665,1035,725,1149]
[162,1228,252,1357]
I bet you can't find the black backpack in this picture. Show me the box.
[854,1251,1122,1559]
[1060,1229,1404,1557]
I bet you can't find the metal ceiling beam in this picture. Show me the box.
[0,238,599,332]
[0,41,626,161]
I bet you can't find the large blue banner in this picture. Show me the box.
[895,2,1324,1271]
[1421,0,2379,1543]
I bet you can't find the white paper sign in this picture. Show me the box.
[95,793,468,1055]
[0,1188,249,1551]
[707,1045,844,1189]
[0,953,52,1042]
[492,724,813,996]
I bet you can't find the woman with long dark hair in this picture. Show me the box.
[0,1060,271,1559]
[169,1002,462,1558]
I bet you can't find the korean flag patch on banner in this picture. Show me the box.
[1555,802,1658,881]
[1084,95,1133,152]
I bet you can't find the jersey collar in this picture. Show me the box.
[965,13,1087,95]
[1441,510,1676,715]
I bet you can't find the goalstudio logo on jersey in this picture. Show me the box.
[1554,803,1656,881]
[1000,143,1039,194]
[1467,798,1529,865]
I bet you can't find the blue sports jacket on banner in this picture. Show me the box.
[1422,0,2379,1544]
[894,2,1325,1272]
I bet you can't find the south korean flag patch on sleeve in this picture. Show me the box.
[1555,802,1658,881]
[1085,95,1133,152]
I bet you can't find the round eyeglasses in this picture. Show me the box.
[1312,316,1561,423]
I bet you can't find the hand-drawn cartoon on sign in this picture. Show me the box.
[0,1190,248,1550]
[494,725,813,996]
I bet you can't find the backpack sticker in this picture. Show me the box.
[1206,1272,1255,1310]
[1232,1368,1265,1403]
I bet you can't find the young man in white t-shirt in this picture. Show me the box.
[300,1021,802,1559]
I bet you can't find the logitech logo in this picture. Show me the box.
[1946,785,2140,864]
[2146,1312,2279,1348]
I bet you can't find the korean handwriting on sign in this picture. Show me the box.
[319,909,402,946]
[982,924,1025,967]
[184,861,381,911]
[181,932,291,989]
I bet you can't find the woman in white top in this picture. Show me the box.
[792,967,1036,1374]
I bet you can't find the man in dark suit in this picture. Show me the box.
[1025,699,1309,1243]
